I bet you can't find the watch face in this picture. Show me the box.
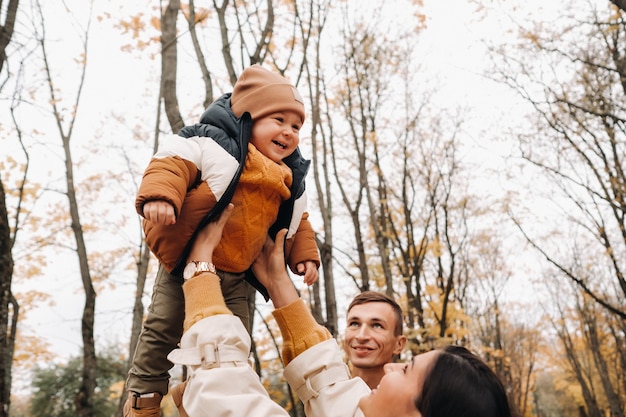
[183,262,196,280]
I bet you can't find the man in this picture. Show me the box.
[343,291,407,389]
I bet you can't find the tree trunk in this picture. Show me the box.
[38,2,95,412]
[0,178,15,417]
[0,0,19,75]
[583,306,625,417]
[161,0,183,133]
[185,0,213,108]
[0,0,21,412]
[306,20,337,334]
[558,323,603,417]
[61,136,97,417]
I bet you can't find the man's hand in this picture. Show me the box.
[143,200,177,225]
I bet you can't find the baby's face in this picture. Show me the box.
[250,110,302,162]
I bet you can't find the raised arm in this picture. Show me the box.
[252,230,331,365]
[251,229,300,308]
[253,231,369,417]
[168,203,292,417]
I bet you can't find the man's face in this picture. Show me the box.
[344,302,405,370]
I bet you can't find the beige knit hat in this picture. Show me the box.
[230,64,305,122]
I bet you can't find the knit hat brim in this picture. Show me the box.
[231,65,305,122]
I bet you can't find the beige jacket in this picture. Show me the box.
[168,301,369,417]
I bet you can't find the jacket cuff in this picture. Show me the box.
[272,300,331,365]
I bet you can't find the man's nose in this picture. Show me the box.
[355,325,371,339]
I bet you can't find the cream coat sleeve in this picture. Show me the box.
[284,340,369,417]
[167,315,289,417]
[168,313,369,417]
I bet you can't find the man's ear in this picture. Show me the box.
[394,335,407,354]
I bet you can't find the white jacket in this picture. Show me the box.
[168,314,369,417]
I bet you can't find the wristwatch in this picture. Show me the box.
[183,261,217,280]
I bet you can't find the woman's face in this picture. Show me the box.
[358,349,440,417]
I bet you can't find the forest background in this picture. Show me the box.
[1,0,625,416]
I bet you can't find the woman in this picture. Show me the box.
[168,204,511,417]
[371,346,511,417]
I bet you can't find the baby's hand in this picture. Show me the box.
[296,261,319,286]
[143,200,176,225]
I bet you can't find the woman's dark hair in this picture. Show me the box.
[415,345,511,417]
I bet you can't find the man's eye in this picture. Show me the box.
[348,322,360,328]
[372,323,383,329]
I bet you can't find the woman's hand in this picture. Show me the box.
[186,203,234,262]
[252,229,299,308]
